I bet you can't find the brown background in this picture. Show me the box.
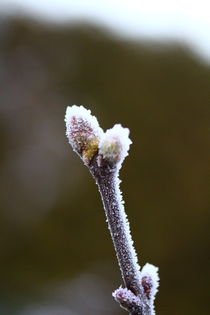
[0,15,209,315]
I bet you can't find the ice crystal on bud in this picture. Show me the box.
[99,124,132,167]
[141,263,159,303]
[113,287,142,313]
[65,105,103,164]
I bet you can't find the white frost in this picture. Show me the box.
[99,124,140,284]
[114,174,141,279]
[112,286,141,307]
[141,263,159,314]
[141,263,159,296]
[65,105,104,154]
[64,105,159,314]
[65,105,103,138]
[99,124,132,167]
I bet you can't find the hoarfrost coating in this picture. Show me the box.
[113,174,141,275]
[65,106,132,168]
[65,105,104,152]
[64,105,159,314]
[65,105,103,138]
[99,124,132,167]
[65,105,104,163]
[141,263,159,298]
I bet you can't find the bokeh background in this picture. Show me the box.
[0,1,209,314]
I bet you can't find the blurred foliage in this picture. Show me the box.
[0,15,209,314]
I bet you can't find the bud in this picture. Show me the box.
[99,124,132,167]
[141,263,159,300]
[65,105,103,164]
[112,287,142,313]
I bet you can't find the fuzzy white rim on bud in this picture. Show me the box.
[141,263,159,299]
[65,105,103,144]
[65,105,104,163]
[99,124,132,167]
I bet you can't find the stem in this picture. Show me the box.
[89,157,151,315]
[65,105,159,315]
[98,172,141,295]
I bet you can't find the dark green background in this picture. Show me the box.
[0,15,209,315]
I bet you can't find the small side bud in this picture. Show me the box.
[112,287,142,314]
[99,124,132,167]
[65,105,103,164]
[141,263,159,300]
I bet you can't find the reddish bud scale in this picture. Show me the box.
[141,276,153,299]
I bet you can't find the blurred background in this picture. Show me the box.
[0,1,209,314]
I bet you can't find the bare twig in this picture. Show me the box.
[65,105,159,315]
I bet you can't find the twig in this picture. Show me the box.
[65,105,159,315]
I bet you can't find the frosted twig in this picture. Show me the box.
[65,105,159,315]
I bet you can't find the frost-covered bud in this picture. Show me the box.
[141,263,159,300]
[99,124,132,167]
[112,287,142,313]
[65,105,104,164]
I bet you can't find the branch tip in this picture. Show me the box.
[64,105,159,315]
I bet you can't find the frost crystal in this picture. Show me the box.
[65,105,104,164]
[114,174,141,278]
[141,263,159,314]
[112,287,142,313]
[99,124,132,167]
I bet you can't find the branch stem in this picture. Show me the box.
[98,172,141,295]
[65,105,159,315]
[89,157,151,315]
